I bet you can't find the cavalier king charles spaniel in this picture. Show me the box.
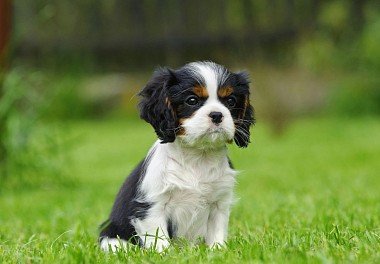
[99,61,254,252]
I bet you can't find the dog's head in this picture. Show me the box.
[139,61,255,149]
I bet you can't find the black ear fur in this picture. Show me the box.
[139,68,178,143]
[233,72,255,148]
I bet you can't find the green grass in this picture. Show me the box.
[1,117,380,263]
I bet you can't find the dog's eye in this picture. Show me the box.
[185,96,199,106]
[226,96,236,107]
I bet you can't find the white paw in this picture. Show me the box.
[156,239,170,252]
[208,241,226,249]
[100,237,128,252]
[144,237,170,252]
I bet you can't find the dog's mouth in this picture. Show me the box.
[207,127,225,134]
[201,126,232,142]
[178,121,234,148]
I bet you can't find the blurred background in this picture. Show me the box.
[1,0,379,188]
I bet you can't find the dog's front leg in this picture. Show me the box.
[205,204,230,248]
[133,213,170,252]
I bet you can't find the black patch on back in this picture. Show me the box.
[99,155,153,245]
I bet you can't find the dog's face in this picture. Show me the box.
[139,62,254,148]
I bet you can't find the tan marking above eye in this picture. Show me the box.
[218,86,234,97]
[193,86,209,98]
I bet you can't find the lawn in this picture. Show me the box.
[1,117,379,263]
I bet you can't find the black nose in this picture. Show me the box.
[209,111,223,124]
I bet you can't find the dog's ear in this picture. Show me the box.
[233,72,255,148]
[139,68,178,143]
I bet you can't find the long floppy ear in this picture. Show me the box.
[234,72,255,148]
[139,68,178,143]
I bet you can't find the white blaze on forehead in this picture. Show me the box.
[194,63,218,100]
[188,62,229,101]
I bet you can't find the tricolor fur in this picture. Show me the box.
[99,61,255,252]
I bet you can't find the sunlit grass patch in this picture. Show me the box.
[0,117,379,263]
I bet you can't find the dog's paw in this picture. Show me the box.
[155,239,170,252]
[208,241,226,250]
[144,237,170,252]
[100,237,128,252]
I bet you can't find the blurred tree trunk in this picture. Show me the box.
[0,0,12,175]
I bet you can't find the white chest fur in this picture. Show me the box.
[135,140,236,243]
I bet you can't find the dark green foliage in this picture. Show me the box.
[0,69,72,189]
[43,74,91,120]
[329,75,380,116]
[297,2,380,117]
[329,14,380,116]
[13,0,321,68]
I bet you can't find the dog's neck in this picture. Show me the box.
[166,140,227,160]
[147,140,229,171]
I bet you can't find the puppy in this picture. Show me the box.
[99,61,254,252]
